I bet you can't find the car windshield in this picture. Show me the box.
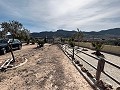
[0,39,7,44]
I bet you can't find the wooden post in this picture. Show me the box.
[65,44,66,52]
[96,58,105,81]
[8,43,15,62]
[72,47,75,60]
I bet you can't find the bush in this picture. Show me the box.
[69,41,75,47]
[37,40,45,47]
[30,38,36,44]
[68,38,75,47]
[92,41,104,56]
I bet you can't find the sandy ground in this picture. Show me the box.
[0,44,93,90]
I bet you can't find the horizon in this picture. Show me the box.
[0,0,120,32]
[31,28,120,33]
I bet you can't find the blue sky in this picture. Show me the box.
[0,0,120,32]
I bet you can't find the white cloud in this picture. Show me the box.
[0,0,120,32]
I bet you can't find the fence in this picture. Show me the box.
[59,44,120,89]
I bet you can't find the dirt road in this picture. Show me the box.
[0,44,92,90]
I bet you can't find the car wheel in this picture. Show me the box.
[18,45,22,50]
[2,48,6,55]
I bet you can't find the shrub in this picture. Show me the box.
[37,40,45,47]
[68,38,75,47]
[92,41,104,56]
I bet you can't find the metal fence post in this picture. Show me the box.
[96,58,105,81]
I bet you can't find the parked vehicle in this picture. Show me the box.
[0,39,22,55]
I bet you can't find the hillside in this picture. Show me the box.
[31,28,120,38]
[31,30,76,38]
[99,28,120,35]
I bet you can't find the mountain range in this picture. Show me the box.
[31,28,120,39]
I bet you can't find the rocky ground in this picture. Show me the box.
[0,44,93,90]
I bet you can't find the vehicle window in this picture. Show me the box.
[0,39,7,43]
[13,39,20,43]
[16,39,20,43]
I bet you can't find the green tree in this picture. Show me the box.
[36,40,45,48]
[68,38,75,47]
[21,28,30,44]
[0,31,3,38]
[0,20,22,62]
[92,41,104,56]
[0,21,30,43]
[30,37,36,44]
[1,20,23,40]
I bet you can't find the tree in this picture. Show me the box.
[68,38,75,47]
[72,28,83,47]
[1,20,23,40]
[77,28,83,48]
[0,20,22,62]
[0,31,3,38]
[1,21,23,40]
[36,39,45,48]
[92,41,104,57]
[0,21,30,44]
[21,28,30,44]
[44,37,47,43]
[61,38,65,44]
[30,37,36,44]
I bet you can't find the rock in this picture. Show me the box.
[74,60,80,65]
[81,67,88,72]
[86,71,94,78]
[78,64,83,67]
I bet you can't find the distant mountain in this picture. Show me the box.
[99,28,120,35]
[84,28,120,39]
[31,28,120,39]
[31,29,76,38]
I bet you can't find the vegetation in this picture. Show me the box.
[68,38,75,47]
[31,28,120,47]
[92,41,104,57]
[1,21,22,39]
[36,39,45,48]
[60,38,65,44]
[0,20,30,43]
[44,37,47,43]
[30,37,36,44]
[73,28,84,42]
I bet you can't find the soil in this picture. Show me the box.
[0,44,93,90]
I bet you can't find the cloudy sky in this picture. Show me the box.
[0,0,120,32]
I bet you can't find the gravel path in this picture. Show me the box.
[0,44,92,90]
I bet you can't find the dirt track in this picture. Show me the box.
[0,44,92,90]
